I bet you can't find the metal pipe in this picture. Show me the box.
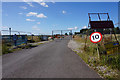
[88,13,108,14]
[98,14,101,21]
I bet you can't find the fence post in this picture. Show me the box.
[61,30,62,39]
[52,31,54,40]
[9,28,11,39]
[71,30,72,40]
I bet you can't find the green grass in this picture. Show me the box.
[2,41,44,55]
[74,35,120,79]
[2,44,13,54]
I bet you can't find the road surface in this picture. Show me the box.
[2,37,101,78]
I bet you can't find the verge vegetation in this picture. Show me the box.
[73,34,120,80]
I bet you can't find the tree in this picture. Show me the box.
[65,33,68,35]
[69,32,72,35]
[74,32,80,35]
[116,27,120,30]
[115,27,120,34]
[80,28,88,34]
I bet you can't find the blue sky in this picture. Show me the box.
[2,2,118,35]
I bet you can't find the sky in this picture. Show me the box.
[1,2,119,35]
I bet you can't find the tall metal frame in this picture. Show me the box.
[88,13,118,42]
[84,13,119,52]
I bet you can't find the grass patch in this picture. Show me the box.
[2,41,45,55]
[2,44,13,54]
[73,35,120,79]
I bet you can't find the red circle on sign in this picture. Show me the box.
[90,32,102,43]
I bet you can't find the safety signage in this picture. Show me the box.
[90,32,102,43]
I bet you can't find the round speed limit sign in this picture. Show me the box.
[90,32,102,43]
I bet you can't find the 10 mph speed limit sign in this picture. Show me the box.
[90,32,102,43]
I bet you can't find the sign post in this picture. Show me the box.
[90,32,102,60]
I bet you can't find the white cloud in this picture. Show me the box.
[39,2,48,7]
[68,26,78,30]
[26,19,35,21]
[20,6,27,9]
[74,27,78,30]
[26,12,38,16]
[26,12,47,18]
[27,2,34,7]
[51,0,55,3]
[23,0,27,2]
[32,26,40,31]
[23,0,34,7]
[1,26,9,29]
[36,13,47,18]
[37,22,41,24]
[33,0,43,2]
[33,0,48,7]
[82,26,87,29]
[18,13,23,15]
[68,28,74,30]
[62,10,66,14]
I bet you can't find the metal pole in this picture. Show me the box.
[9,28,11,39]
[61,30,62,40]
[52,31,53,40]
[98,13,101,21]
[107,13,110,21]
[9,28,11,36]
[112,28,119,43]
[71,30,72,40]
[18,32,20,35]
[97,43,100,60]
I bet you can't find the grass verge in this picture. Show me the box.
[2,42,43,55]
[73,35,120,80]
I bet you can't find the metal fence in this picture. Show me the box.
[2,35,27,46]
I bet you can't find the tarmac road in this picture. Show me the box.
[2,37,101,78]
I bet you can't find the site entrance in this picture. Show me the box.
[52,30,73,40]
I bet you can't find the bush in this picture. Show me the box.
[2,44,13,54]
[101,55,120,70]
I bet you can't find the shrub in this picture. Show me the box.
[2,44,13,54]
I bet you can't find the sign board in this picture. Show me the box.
[104,42,120,55]
[90,32,102,43]
[90,21,114,29]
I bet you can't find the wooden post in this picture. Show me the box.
[97,43,100,60]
